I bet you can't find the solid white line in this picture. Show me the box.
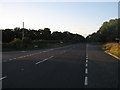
[36,56,54,65]
[84,76,88,86]
[85,68,88,74]
[0,76,7,81]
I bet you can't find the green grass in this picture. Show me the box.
[102,42,120,58]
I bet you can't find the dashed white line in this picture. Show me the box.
[84,76,88,86]
[21,68,24,71]
[0,76,7,81]
[85,63,88,67]
[85,68,88,74]
[6,49,55,62]
[36,56,54,65]
[13,58,17,60]
[84,43,88,86]
[86,60,88,63]
[9,59,13,61]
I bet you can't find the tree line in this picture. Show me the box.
[86,18,120,43]
[1,28,85,43]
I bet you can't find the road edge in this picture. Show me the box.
[105,51,120,60]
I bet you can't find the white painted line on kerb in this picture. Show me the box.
[0,76,7,81]
[36,56,54,65]
[85,68,88,74]
[84,76,88,86]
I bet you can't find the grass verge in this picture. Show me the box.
[102,42,120,60]
[2,42,77,52]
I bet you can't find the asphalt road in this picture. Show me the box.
[1,43,119,88]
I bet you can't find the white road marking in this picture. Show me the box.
[9,59,13,61]
[0,76,7,81]
[18,56,23,59]
[21,51,26,52]
[6,48,56,62]
[84,43,88,86]
[13,58,17,60]
[43,51,48,53]
[21,68,24,71]
[86,60,88,63]
[36,56,54,65]
[84,76,88,86]
[85,68,88,74]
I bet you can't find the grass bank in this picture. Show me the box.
[102,42,120,59]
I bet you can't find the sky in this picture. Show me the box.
[0,1,118,37]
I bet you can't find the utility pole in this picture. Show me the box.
[22,22,24,40]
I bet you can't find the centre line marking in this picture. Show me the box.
[84,76,88,86]
[13,58,17,60]
[0,76,7,81]
[86,60,88,63]
[36,56,54,65]
[85,68,88,74]
[85,64,88,67]
[9,59,13,61]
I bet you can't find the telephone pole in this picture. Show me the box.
[22,22,24,40]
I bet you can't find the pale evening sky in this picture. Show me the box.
[0,1,118,37]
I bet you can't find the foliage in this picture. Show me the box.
[2,27,85,51]
[2,27,85,43]
[86,18,119,43]
[9,38,22,49]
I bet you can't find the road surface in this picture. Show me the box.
[1,43,119,88]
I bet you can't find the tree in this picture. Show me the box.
[42,28,51,40]
[87,18,119,43]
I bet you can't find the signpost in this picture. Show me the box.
[22,22,24,40]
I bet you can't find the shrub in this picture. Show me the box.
[9,38,22,49]
[22,38,33,48]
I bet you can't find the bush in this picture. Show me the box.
[22,38,33,48]
[9,38,22,49]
